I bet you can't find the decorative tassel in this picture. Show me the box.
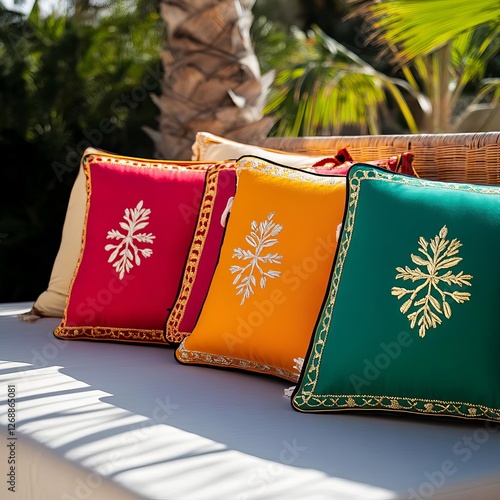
[220,197,234,227]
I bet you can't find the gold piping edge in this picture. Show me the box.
[236,157,346,186]
[176,341,298,382]
[293,166,500,420]
[83,149,227,168]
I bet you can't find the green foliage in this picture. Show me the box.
[364,0,500,63]
[254,1,500,137]
[257,24,420,136]
[0,0,162,302]
[362,0,500,132]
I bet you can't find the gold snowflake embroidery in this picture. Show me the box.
[230,212,283,305]
[105,200,155,279]
[391,225,472,338]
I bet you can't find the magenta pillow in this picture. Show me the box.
[165,164,236,344]
[54,151,232,344]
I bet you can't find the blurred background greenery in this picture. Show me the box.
[0,0,163,302]
[0,0,498,303]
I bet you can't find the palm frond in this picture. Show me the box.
[473,78,500,104]
[264,25,423,136]
[450,26,500,108]
[363,0,500,63]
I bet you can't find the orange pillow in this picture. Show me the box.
[175,156,346,381]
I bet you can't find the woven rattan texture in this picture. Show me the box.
[263,133,500,185]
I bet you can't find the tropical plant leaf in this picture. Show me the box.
[361,0,500,63]
[263,24,422,135]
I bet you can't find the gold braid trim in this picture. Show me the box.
[292,393,500,422]
[165,164,234,344]
[294,166,500,421]
[236,157,345,185]
[176,341,298,382]
[54,325,166,344]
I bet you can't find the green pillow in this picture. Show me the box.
[292,164,500,422]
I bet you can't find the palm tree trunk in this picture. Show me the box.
[427,45,452,133]
[436,44,452,132]
[149,0,275,159]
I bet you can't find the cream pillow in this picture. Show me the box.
[192,131,329,167]
[33,167,86,316]
[28,149,98,319]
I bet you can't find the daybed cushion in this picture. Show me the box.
[6,303,500,499]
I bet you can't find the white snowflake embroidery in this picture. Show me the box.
[230,211,283,305]
[105,200,156,279]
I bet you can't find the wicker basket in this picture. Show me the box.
[263,132,500,186]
